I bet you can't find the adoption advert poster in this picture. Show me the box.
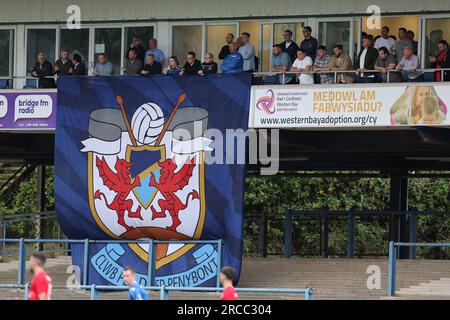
[249,83,449,129]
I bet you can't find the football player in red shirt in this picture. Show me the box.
[220,266,238,300]
[28,252,52,300]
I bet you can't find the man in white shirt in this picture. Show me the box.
[238,32,256,72]
[374,26,396,54]
[291,48,314,84]
[356,35,379,83]
[396,46,424,82]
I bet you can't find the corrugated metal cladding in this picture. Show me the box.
[0,0,449,23]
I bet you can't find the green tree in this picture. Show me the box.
[244,175,450,258]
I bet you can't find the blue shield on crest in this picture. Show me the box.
[125,145,166,209]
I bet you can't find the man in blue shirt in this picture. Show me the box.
[265,44,294,84]
[93,54,114,76]
[221,42,243,74]
[146,38,165,66]
[123,266,149,300]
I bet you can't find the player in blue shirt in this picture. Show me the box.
[123,266,149,300]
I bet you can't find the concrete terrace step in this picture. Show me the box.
[239,258,450,299]
[396,291,450,298]
[397,277,450,298]
[0,256,71,272]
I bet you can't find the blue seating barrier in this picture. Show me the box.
[387,241,450,296]
[0,238,223,287]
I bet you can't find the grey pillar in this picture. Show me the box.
[389,174,410,259]
[36,165,46,251]
[258,214,268,257]
[347,213,355,258]
[0,213,3,262]
[320,216,329,258]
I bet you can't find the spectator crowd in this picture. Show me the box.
[268,26,450,85]
[31,26,450,88]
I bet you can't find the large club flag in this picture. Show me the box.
[55,74,252,287]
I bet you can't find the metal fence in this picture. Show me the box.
[0,76,57,89]
[0,211,64,259]
[0,237,313,301]
[92,285,314,300]
[0,283,314,300]
[0,67,449,90]
[387,241,450,297]
[0,238,223,288]
[244,210,450,258]
[253,68,450,84]
[3,210,450,261]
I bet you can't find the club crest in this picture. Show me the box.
[81,94,213,269]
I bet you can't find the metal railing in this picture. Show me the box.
[0,75,59,89]
[0,211,63,258]
[88,285,314,300]
[2,211,56,224]
[0,284,28,300]
[387,241,450,297]
[0,283,313,300]
[0,238,223,288]
[0,237,313,300]
[280,209,449,259]
[0,67,449,90]
[253,67,450,84]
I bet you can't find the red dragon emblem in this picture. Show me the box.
[94,156,143,231]
[150,157,199,232]
[91,94,201,236]
[94,155,199,233]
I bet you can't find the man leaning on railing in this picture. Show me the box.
[268,44,294,84]
[313,46,334,84]
[396,46,424,82]
[291,48,314,84]
[31,52,56,89]
[375,47,402,83]
[355,35,379,83]
[331,44,355,84]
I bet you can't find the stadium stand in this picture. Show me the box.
[0,0,449,303]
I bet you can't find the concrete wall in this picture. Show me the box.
[0,0,449,23]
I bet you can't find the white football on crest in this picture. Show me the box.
[131,103,165,145]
